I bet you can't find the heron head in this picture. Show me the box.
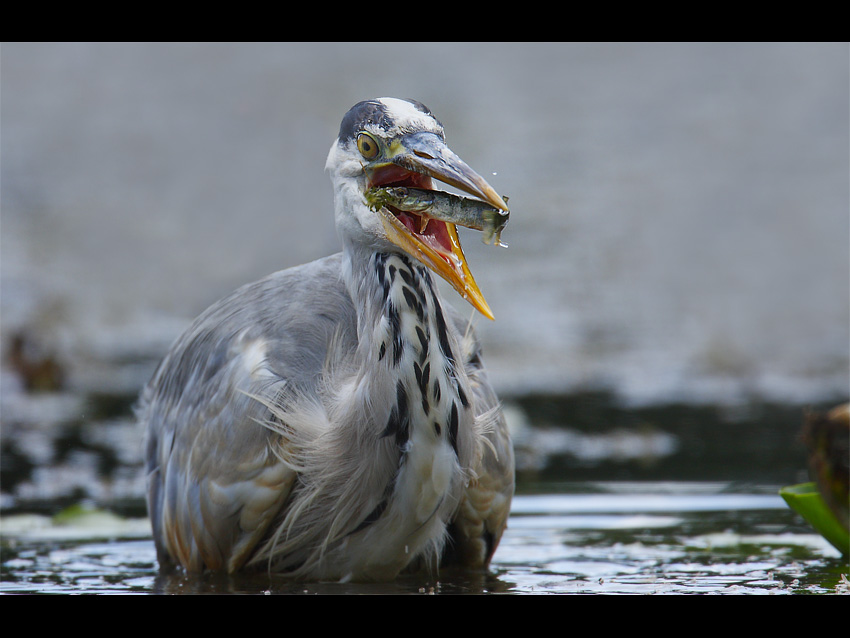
[326,98,507,320]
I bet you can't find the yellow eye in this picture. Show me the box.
[356,133,379,160]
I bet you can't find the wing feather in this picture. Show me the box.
[140,254,356,573]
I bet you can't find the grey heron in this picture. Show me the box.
[139,97,515,581]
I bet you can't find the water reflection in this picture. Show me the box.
[150,566,514,595]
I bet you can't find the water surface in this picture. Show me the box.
[2,482,846,595]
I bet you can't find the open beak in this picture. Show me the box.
[366,132,507,320]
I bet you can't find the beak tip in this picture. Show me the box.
[467,289,495,321]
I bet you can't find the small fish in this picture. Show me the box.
[366,186,510,247]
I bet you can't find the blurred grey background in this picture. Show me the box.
[2,42,848,407]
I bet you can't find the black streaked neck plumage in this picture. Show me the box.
[341,237,473,467]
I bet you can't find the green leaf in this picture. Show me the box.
[780,482,849,557]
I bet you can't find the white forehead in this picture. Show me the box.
[376,97,443,137]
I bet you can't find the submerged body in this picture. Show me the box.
[140,98,514,581]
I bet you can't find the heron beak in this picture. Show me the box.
[367,132,506,320]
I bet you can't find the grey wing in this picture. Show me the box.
[443,306,515,568]
[140,255,355,573]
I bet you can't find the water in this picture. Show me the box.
[2,483,846,595]
[501,484,846,595]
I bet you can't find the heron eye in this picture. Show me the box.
[357,133,379,159]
